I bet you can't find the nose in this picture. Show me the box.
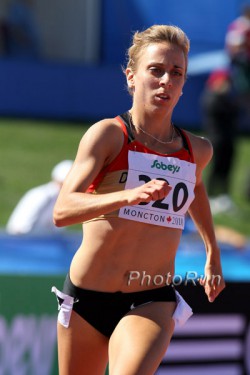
[160,72,172,87]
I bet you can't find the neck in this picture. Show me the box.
[128,111,175,145]
[130,104,173,127]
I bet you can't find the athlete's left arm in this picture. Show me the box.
[187,134,226,302]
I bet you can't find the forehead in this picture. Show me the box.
[138,42,186,69]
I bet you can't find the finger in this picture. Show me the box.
[149,183,172,200]
[207,290,216,303]
[163,184,172,196]
[204,282,216,302]
[151,179,166,185]
[199,277,215,302]
[153,179,172,190]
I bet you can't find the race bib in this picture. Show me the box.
[118,151,196,229]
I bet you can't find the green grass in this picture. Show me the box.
[209,136,250,235]
[0,118,87,229]
[0,118,250,236]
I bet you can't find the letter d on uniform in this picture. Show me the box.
[119,172,128,184]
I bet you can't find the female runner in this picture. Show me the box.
[53,24,225,375]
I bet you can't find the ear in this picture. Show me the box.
[126,68,135,91]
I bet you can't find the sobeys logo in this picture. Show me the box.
[151,160,180,174]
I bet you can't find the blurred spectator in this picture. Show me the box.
[6,160,73,235]
[201,69,239,214]
[225,3,250,123]
[0,0,9,55]
[226,3,250,57]
[225,3,250,201]
[6,0,40,59]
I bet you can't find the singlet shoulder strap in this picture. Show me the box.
[117,112,135,143]
[175,126,195,163]
[117,113,195,162]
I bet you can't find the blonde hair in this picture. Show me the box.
[124,24,190,89]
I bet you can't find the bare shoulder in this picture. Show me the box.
[77,116,125,166]
[185,130,213,169]
[79,117,124,151]
[81,117,124,146]
[62,117,125,193]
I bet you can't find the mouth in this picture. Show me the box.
[156,93,170,101]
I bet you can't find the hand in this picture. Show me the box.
[199,260,226,302]
[127,179,172,206]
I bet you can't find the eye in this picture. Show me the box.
[149,67,164,76]
[172,69,183,77]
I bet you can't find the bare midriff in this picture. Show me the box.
[69,217,182,293]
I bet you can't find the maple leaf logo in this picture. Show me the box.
[166,216,172,223]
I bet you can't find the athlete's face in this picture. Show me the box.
[126,42,186,115]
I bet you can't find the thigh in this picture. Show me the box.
[108,301,176,375]
[57,310,109,375]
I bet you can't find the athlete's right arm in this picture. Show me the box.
[53,119,171,227]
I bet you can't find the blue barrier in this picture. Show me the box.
[0,231,249,281]
[0,59,207,127]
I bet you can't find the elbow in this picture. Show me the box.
[53,207,68,227]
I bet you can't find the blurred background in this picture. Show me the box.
[0,0,250,374]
